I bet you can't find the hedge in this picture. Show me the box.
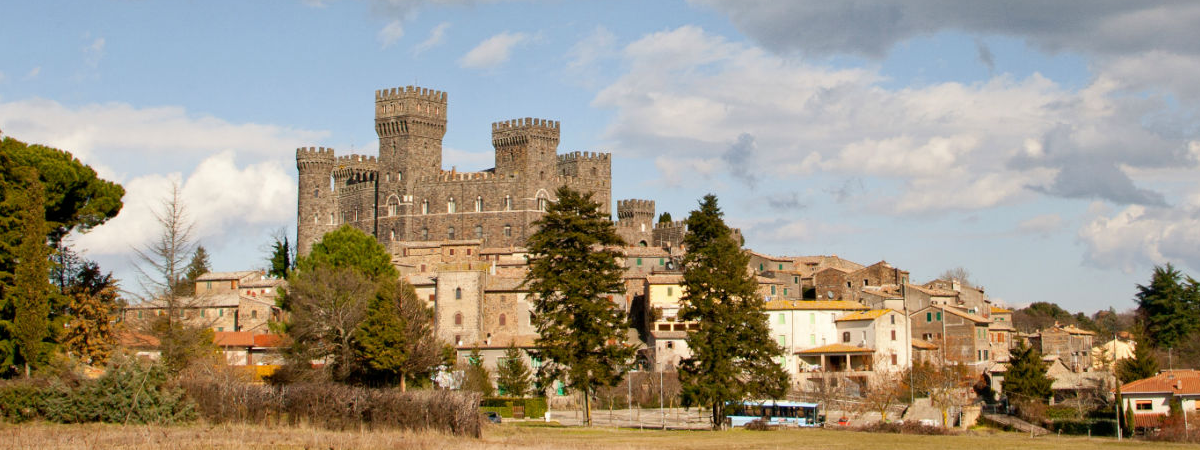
[0,357,195,425]
[480,397,548,419]
[1048,418,1118,436]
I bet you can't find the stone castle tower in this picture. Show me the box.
[296,85,613,255]
[615,198,687,249]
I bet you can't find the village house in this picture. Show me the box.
[1032,323,1096,372]
[121,271,284,334]
[1120,370,1200,431]
[908,304,991,370]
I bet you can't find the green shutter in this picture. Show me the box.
[926,312,932,322]
[637,258,642,266]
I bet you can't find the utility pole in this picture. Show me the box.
[1114,333,1122,441]
[660,369,665,429]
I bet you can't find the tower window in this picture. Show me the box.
[420,228,428,240]
[499,314,507,326]
[389,230,395,241]
[504,225,512,237]
[537,198,548,211]
[475,225,483,239]
[475,196,483,212]
[454,313,463,326]
[448,197,456,213]
[313,188,319,198]
[397,171,402,181]
[455,287,462,300]
[421,200,429,215]
[448,226,455,240]
[504,196,512,211]
[387,196,399,216]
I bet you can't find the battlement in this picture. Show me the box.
[492,117,560,132]
[376,85,447,103]
[617,199,655,221]
[557,151,611,162]
[296,146,336,162]
[436,169,497,182]
[335,154,378,165]
[654,220,686,230]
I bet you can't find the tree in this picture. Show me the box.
[1135,264,1200,350]
[284,264,375,381]
[1003,341,1053,404]
[496,342,532,397]
[677,194,788,429]
[11,169,51,377]
[657,212,672,223]
[62,261,121,366]
[268,236,292,279]
[938,267,975,288]
[1117,340,1159,383]
[461,347,494,397]
[295,226,395,281]
[353,278,443,390]
[525,186,634,427]
[174,246,210,297]
[132,184,215,372]
[858,369,905,422]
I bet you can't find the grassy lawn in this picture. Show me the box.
[3,422,1198,450]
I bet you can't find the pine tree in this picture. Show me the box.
[353,278,443,391]
[677,194,788,429]
[1135,264,1200,349]
[1002,341,1052,403]
[62,261,120,366]
[462,347,494,397]
[176,246,210,297]
[269,236,292,279]
[657,212,672,223]
[11,169,50,377]
[496,342,532,397]
[1117,340,1159,382]
[525,186,634,426]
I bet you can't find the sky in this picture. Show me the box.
[2,0,1199,313]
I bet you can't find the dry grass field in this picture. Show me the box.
[2,422,1198,450]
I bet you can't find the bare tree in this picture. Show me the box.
[857,369,906,423]
[131,183,216,371]
[938,267,975,288]
[282,264,375,381]
[802,370,851,423]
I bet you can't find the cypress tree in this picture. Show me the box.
[12,169,50,377]
[677,194,788,429]
[496,342,532,397]
[1002,341,1053,403]
[1135,264,1200,349]
[269,236,292,279]
[525,186,634,426]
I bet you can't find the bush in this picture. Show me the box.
[1046,418,1118,436]
[0,356,195,425]
[480,397,547,419]
[744,419,776,431]
[1044,405,1078,420]
[181,376,482,437]
[854,421,956,435]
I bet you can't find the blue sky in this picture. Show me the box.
[3,0,1200,313]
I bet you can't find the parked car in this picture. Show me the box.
[484,411,502,424]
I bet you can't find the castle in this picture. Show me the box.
[295,85,614,256]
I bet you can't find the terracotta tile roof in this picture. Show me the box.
[196,271,259,282]
[796,343,874,354]
[905,284,958,297]
[646,274,684,284]
[241,278,285,289]
[1060,325,1096,335]
[484,277,526,291]
[990,306,1013,314]
[253,334,284,348]
[911,339,939,350]
[1121,370,1200,395]
[836,309,895,322]
[117,330,159,348]
[622,247,671,257]
[763,300,869,311]
[1133,414,1166,428]
[214,331,255,347]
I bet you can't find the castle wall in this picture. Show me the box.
[436,270,484,346]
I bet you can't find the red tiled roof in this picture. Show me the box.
[214,331,254,347]
[911,339,939,350]
[117,330,160,347]
[1133,413,1166,428]
[1121,370,1200,395]
[253,334,284,348]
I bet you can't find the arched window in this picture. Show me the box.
[504,225,512,237]
[474,225,483,239]
[455,287,462,300]
[313,188,319,198]
[454,313,463,326]
[539,170,545,180]
[386,196,400,216]
[504,195,512,211]
[420,228,428,240]
[447,226,456,240]
[537,197,548,211]
[397,170,402,181]
[421,200,429,215]
[389,230,395,241]
[448,197,456,213]
[499,314,507,326]
[475,196,483,212]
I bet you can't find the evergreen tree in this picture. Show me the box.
[1002,341,1052,403]
[353,278,442,391]
[176,246,210,297]
[525,186,634,426]
[11,170,51,377]
[1117,340,1159,382]
[462,346,494,397]
[496,342,532,397]
[268,236,292,279]
[62,261,120,366]
[50,244,83,295]
[677,194,788,429]
[657,212,672,223]
[1135,264,1200,349]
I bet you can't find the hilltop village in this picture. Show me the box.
[121,86,1116,411]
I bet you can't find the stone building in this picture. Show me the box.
[1032,323,1095,373]
[909,304,991,369]
[296,85,612,256]
[122,271,283,334]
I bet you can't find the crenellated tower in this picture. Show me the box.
[375,86,447,187]
[616,199,655,246]
[492,118,560,180]
[296,146,336,256]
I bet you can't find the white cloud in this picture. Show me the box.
[377,20,405,48]
[459,31,528,69]
[594,26,1193,214]
[1079,194,1200,274]
[83,37,105,68]
[413,22,449,54]
[1017,214,1064,236]
[567,26,617,71]
[25,66,40,79]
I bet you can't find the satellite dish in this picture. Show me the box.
[826,291,835,299]
[665,261,676,270]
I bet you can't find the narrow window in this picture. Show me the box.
[537,197,547,211]
[926,312,932,322]
[667,286,673,296]
[397,170,402,181]
[448,226,455,240]
[474,225,483,239]
[421,200,429,214]
[455,287,462,300]
[936,312,942,321]
[637,258,642,266]
[504,195,512,211]
[251,310,258,319]
[777,313,785,325]
[778,264,783,270]
[891,354,898,365]
[842,332,850,343]
[448,197,456,213]
[778,335,786,346]
[389,230,395,241]
[499,314,507,326]
[200,309,206,318]
[771,285,777,295]
[313,188,319,198]
[475,196,483,212]
[420,228,429,240]
[890,315,896,325]
[504,225,512,237]
[454,313,463,326]
[891,330,897,341]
